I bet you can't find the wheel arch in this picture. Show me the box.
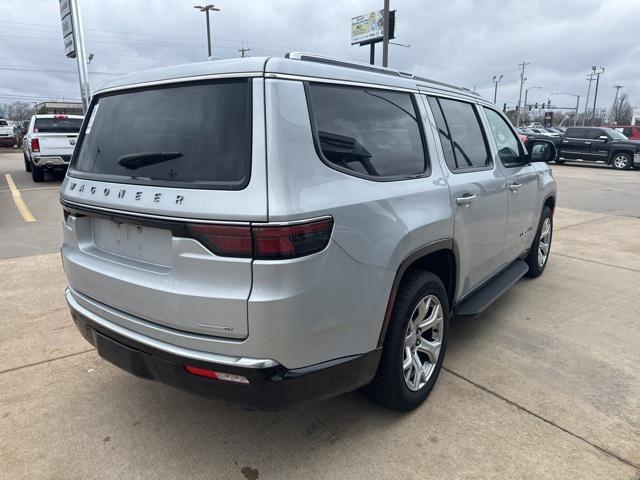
[608,149,633,165]
[377,239,456,347]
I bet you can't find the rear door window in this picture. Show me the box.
[430,97,491,171]
[72,79,252,190]
[565,128,588,138]
[34,117,83,133]
[306,83,428,179]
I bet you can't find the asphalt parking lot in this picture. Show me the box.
[1,148,639,479]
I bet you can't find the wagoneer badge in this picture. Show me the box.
[68,182,185,205]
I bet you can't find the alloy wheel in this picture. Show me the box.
[403,295,444,392]
[538,217,552,267]
[613,155,628,169]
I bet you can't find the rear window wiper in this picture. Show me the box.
[117,151,183,170]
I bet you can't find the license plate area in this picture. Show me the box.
[91,217,173,267]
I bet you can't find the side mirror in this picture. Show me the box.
[527,139,557,163]
[598,135,609,142]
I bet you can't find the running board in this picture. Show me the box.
[453,259,529,318]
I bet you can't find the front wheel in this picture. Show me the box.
[611,152,631,170]
[365,271,449,411]
[525,206,553,277]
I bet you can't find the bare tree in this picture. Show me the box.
[0,101,35,121]
[611,93,633,125]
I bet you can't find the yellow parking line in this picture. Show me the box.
[4,174,36,222]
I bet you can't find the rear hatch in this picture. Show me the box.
[34,116,83,157]
[61,77,265,339]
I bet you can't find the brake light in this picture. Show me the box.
[253,218,334,259]
[187,224,253,257]
[53,115,68,119]
[31,138,40,152]
[187,217,333,260]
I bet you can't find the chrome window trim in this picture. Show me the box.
[94,71,263,95]
[265,72,420,94]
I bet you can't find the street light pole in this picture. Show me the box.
[590,66,605,125]
[550,92,580,126]
[492,75,503,104]
[194,5,220,58]
[612,85,623,124]
[523,86,541,126]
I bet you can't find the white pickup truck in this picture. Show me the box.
[0,118,17,147]
[23,114,84,182]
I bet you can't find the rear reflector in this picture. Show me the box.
[31,138,40,152]
[187,217,333,260]
[184,365,249,384]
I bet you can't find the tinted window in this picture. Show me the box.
[0,120,8,126]
[34,117,83,133]
[606,128,628,140]
[427,96,457,171]
[307,83,426,178]
[437,98,490,170]
[565,128,589,139]
[483,108,523,167]
[72,79,251,189]
[622,127,632,137]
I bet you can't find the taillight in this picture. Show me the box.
[187,217,333,260]
[253,218,334,259]
[31,138,40,152]
[184,365,249,384]
[187,224,253,257]
[54,115,68,119]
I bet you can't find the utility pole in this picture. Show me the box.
[382,0,390,67]
[238,44,250,58]
[612,85,623,124]
[515,61,529,127]
[492,75,503,104]
[582,68,595,126]
[590,66,605,125]
[194,5,220,58]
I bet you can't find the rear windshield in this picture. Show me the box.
[71,79,251,189]
[34,117,83,133]
[0,120,8,126]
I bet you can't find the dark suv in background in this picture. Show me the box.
[556,127,640,170]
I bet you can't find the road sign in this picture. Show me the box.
[59,0,76,58]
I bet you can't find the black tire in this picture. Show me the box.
[31,163,44,182]
[24,153,31,172]
[525,206,553,278]
[611,152,632,170]
[365,270,449,411]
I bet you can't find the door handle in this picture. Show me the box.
[455,194,477,206]
[584,141,591,145]
[509,183,521,192]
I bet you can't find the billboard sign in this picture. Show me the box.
[351,10,385,45]
[632,109,640,126]
[59,0,76,58]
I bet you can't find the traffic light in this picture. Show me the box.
[503,103,507,112]
[534,102,538,109]
[547,100,551,109]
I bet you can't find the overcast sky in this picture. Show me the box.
[1,0,638,113]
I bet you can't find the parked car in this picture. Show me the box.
[60,53,557,411]
[515,127,529,144]
[22,114,84,181]
[0,118,17,147]
[556,126,640,170]
[609,125,640,141]
[543,127,563,137]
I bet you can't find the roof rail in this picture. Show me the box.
[285,51,477,96]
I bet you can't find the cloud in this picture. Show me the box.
[1,0,638,112]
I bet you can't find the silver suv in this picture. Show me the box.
[60,53,557,411]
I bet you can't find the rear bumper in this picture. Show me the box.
[32,155,71,168]
[0,136,16,146]
[66,290,381,409]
